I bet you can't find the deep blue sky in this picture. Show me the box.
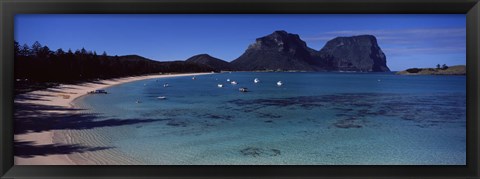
[15,14,465,71]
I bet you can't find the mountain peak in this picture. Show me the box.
[185,54,232,71]
[248,30,307,51]
[273,30,288,34]
[330,35,378,44]
[270,30,289,37]
[263,30,301,41]
[339,34,376,39]
[318,34,390,72]
[191,54,213,58]
[232,30,317,71]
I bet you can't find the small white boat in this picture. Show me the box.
[227,79,231,82]
[231,81,238,85]
[157,96,167,100]
[192,76,196,80]
[239,87,248,92]
[277,81,283,86]
[217,84,224,88]
[254,78,260,83]
[163,83,169,87]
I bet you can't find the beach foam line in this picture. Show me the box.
[14,72,211,165]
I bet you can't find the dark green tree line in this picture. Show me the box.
[14,41,213,86]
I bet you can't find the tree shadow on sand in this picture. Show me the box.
[15,140,113,158]
[14,102,163,135]
[14,101,164,158]
[15,93,54,102]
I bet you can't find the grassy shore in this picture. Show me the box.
[396,65,466,75]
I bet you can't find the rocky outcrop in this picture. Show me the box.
[231,30,320,71]
[316,35,390,72]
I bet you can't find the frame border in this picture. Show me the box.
[1,0,479,178]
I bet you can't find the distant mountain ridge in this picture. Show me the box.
[186,30,390,72]
[185,54,233,71]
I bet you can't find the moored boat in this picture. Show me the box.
[239,87,248,92]
[88,89,108,94]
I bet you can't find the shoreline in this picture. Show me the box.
[14,72,211,165]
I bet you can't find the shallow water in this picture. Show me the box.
[74,72,466,165]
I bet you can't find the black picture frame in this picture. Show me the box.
[1,0,479,178]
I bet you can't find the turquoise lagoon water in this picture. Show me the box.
[74,72,466,165]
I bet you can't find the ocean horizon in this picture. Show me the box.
[70,72,466,165]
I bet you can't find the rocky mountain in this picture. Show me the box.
[396,65,465,75]
[317,35,390,72]
[230,31,390,72]
[231,30,320,71]
[185,54,232,71]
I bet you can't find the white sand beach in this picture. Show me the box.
[14,73,209,165]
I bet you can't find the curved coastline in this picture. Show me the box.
[14,72,210,165]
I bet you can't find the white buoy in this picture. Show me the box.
[277,81,283,86]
